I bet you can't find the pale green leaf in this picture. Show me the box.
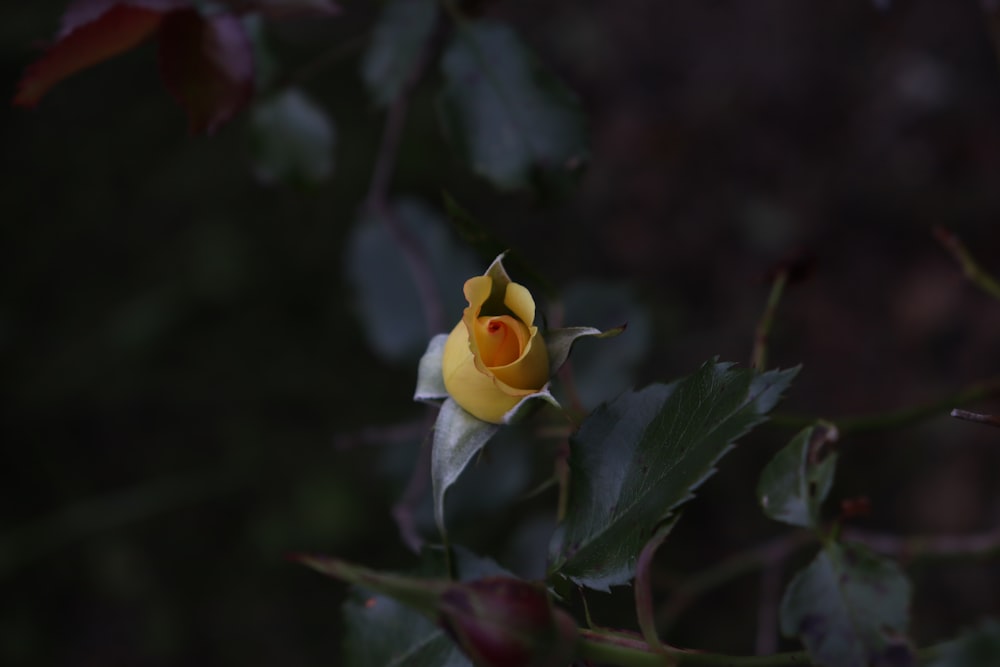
[500,389,561,424]
[249,88,334,186]
[362,0,438,106]
[780,542,914,667]
[549,361,797,590]
[432,398,499,540]
[438,21,587,191]
[757,424,838,529]
[544,325,624,378]
[415,334,449,402]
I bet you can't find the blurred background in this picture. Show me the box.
[2,0,1000,664]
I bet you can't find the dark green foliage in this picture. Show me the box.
[438,21,588,191]
[757,424,838,530]
[249,88,335,186]
[549,362,798,590]
[780,542,915,667]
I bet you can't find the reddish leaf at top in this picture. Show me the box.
[13,1,183,108]
[158,9,255,134]
[57,0,187,36]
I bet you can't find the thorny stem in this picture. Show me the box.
[577,628,812,666]
[751,269,788,371]
[652,522,1000,636]
[577,627,947,666]
[655,531,816,630]
[950,409,1000,429]
[771,375,1000,435]
[843,523,1000,560]
[934,226,1000,302]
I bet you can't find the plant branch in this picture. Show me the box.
[654,531,817,630]
[277,31,370,92]
[771,375,1000,436]
[365,16,447,336]
[934,226,1000,302]
[577,628,813,666]
[751,269,788,371]
[950,409,1000,429]
[754,560,783,656]
[843,522,1000,560]
[391,412,438,553]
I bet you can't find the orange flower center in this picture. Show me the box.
[475,315,526,367]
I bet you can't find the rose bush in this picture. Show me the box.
[441,262,550,423]
[412,254,618,537]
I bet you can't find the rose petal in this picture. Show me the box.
[503,282,536,329]
[474,315,528,368]
[442,321,523,423]
[488,329,549,391]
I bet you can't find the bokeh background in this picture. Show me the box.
[3,0,1000,664]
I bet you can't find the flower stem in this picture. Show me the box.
[751,268,788,371]
[771,375,1000,435]
[577,628,814,666]
[934,226,1000,302]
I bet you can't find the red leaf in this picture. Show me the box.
[157,10,255,134]
[58,0,186,36]
[14,4,170,108]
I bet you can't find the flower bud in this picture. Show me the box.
[442,260,550,424]
[439,577,578,667]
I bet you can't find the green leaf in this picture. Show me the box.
[544,326,623,379]
[415,333,449,402]
[780,542,914,667]
[344,592,467,667]
[929,619,1000,667]
[249,88,335,186]
[362,0,438,107]
[757,424,839,529]
[432,398,499,541]
[345,199,478,363]
[549,361,798,590]
[437,20,587,191]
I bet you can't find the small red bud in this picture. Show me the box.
[840,496,872,519]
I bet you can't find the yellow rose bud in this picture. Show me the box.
[442,270,550,424]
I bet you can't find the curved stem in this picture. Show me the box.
[578,628,812,666]
[934,226,1000,302]
[578,628,947,666]
[771,375,1000,436]
[751,269,788,371]
[655,531,817,630]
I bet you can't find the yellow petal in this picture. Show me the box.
[442,320,522,423]
[488,327,549,391]
[503,282,536,328]
[462,276,492,318]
